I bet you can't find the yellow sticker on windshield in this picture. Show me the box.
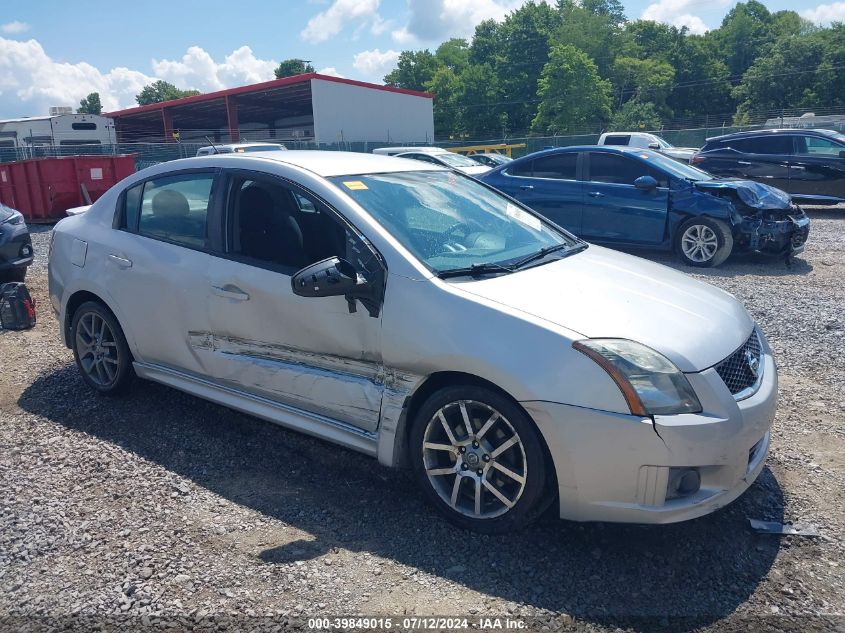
[343,180,368,190]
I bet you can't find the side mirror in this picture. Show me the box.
[647,142,661,150]
[291,256,382,318]
[634,175,659,190]
[292,257,360,298]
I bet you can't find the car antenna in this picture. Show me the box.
[204,136,220,155]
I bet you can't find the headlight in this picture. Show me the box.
[1,210,24,226]
[573,339,702,416]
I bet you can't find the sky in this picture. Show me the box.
[0,0,842,119]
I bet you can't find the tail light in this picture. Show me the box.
[691,154,705,165]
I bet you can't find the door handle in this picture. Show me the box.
[211,284,250,301]
[107,253,133,269]
[588,191,605,198]
[737,161,752,166]
[519,185,534,190]
[789,165,806,171]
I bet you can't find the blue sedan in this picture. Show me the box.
[480,146,810,267]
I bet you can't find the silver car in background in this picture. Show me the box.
[48,151,776,533]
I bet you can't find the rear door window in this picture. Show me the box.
[796,135,845,155]
[728,136,794,155]
[138,173,215,249]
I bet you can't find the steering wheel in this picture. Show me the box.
[442,222,473,243]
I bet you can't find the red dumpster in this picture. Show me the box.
[0,155,136,222]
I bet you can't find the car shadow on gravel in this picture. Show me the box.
[20,365,785,631]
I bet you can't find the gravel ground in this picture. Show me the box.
[1,212,844,633]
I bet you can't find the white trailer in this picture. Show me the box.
[0,114,116,154]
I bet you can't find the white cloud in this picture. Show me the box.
[1,21,30,34]
[301,0,381,43]
[352,49,400,81]
[0,37,154,117]
[317,66,345,77]
[392,0,529,44]
[800,2,845,24]
[641,0,725,34]
[152,45,276,93]
[0,38,282,118]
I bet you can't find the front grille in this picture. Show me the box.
[715,330,762,397]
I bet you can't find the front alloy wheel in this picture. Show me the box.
[410,386,548,533]
[675,217,733,268]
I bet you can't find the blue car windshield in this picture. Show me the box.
[330,170,580,274]
[636,150,715,181]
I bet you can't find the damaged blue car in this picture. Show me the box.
[480,146,810,267]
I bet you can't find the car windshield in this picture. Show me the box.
[637,150,715,181]
[330,171,580,274]
[433,152,480,168]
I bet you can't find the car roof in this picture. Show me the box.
[704,128,840,142]
[200,150,446,177]
[516,145,663,159]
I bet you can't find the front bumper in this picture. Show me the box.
[0,225,34,271]
[524,348,777,524]
[738,211,810,256]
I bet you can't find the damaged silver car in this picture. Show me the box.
[49,151,777,533]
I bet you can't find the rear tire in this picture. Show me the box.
[71,301,134,395]
[675,217,733,267]
[409,385,548,534]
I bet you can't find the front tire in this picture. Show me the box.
[675,217,733,267]
[409,385,548,534]
[71,301,134,395]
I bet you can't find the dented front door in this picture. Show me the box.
[202,255,384,432]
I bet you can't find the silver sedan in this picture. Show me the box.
[48,151,776,533]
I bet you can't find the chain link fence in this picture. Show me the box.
[2,111,844,168]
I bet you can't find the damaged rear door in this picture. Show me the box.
[202,169,385,432]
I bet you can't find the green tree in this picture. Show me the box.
[383,50,439,91]
[498,1,562,134]
[609,99,663,130]
[531,44,612,133]
[426,67,462,137]
[435,38,470,72]
[274,59,315,78]
[610,56,675,112]
[135,80,200,106]
[77,92,102,115]
[732,32,833,117]
[714,0,775,78]
[556,0,627,75]
[454,63,505,138]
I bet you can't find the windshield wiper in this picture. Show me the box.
[510,242,583,270]
[437,261,514,279]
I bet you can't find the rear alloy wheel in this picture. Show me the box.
[675,217,733,267]
[410,386,547,533]
[71,301,133,395]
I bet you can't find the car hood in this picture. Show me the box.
[694,178,792,209]
[453,245,753,372]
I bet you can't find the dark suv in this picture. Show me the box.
[692,129,845,204]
